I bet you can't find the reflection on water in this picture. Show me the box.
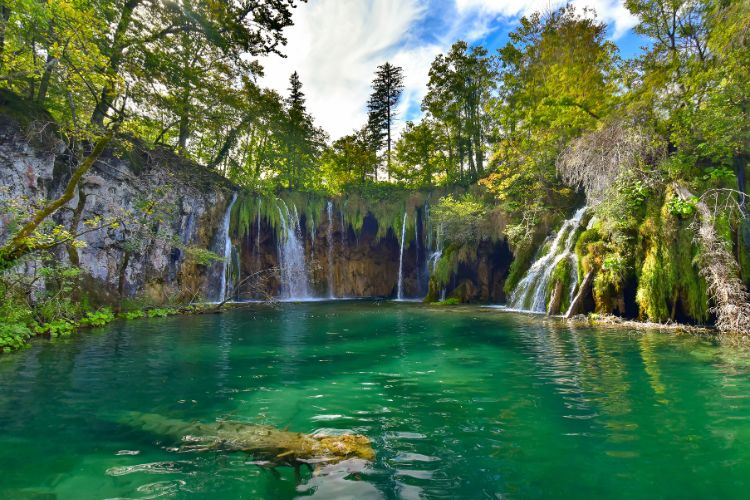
[1,302,750,499]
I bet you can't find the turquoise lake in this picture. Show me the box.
[1,302,749,499]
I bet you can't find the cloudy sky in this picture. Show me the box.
[258,0,643,140]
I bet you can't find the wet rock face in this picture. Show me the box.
[0,115,233,306]
[235,210,513,302]
[442,240,513,304]
[237,213,413,299]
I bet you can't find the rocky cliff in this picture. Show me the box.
[0,107,235,306]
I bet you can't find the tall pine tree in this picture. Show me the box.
[367,62,404,179]
[285,71,309,187]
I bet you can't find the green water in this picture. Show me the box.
[1,302,750,499]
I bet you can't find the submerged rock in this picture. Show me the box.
[117,412,376,466]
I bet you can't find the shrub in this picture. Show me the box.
[146,308,176,318]
[120,310,145,320]
[79,308,115,328]
[39,319,76,338]
[0,322,34,352]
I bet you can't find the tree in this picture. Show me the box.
[366,62,404,179]
[482,6,619,215]
[320,127,379,189]
[89,0,304,128]
[422,41,494,183]
[393,120,447,187]
[279,71,325,188]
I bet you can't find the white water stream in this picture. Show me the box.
[326,201,335,298]
[276,201,311,300]
[508,207,588,313]
[396,212,407,300]
[216,192,237,303]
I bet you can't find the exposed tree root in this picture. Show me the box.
[675,185,750,340]
[568,313,714,336]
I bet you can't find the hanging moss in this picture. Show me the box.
[504,240,535,295]
[230,185,473,251]
[575,228,602,279]
[593,252,628,314]
[671,222,709,323]
[634,189,709,324]
[547,257,573,313]
[431,245,459,289]
[635,194,675,322]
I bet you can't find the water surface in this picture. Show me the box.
[1,302,749,499]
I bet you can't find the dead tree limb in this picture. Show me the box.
[675,184,750,338]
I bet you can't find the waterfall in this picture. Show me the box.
[396,212,407,300]
[427,223,444,276]
[414,211,422,295]
[216,192,237,303]
[255,199,262,267]
[508,207,588,313]
[326,201,335,298]
[427,222,446,300]
[276,201,311,300]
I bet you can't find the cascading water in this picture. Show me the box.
[255,199,262,267]
[276,201,311,300]
[427,222,446,300]
[396,212,407,300]
[508,207,588,313]
[326,201,335,298]
[427,223,444,274]
[215,192,237,303]
[414,211,422,295]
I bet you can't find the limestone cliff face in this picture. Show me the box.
[235,212,415,299]
[0,113,235,305]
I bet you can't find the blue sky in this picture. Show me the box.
[259,0,645,140]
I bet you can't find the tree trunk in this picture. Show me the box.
[209,114,254,169]
[565,270,595,318]
[0,132,113,270]
[36,55,57,104]
[675,184,750,336]
[547,280,563,316]
[65,186,87,268]
[386,97,391,180]
[35,21,58,103]
[178,113,189,153]
[735,152,748,211]
[91,0,141,126]
[0,2,11,71]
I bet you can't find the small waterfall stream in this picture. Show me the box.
[427,222,446,300]
[414,211,422,296]
[277,201,311,300]
[396,212,407,300]
[326,201,335,298]
[508,207,588,312]
[216,192,237,303]
[255,199,262,267]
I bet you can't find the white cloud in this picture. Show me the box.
[455,0,637,38]
[259,0,428,140]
